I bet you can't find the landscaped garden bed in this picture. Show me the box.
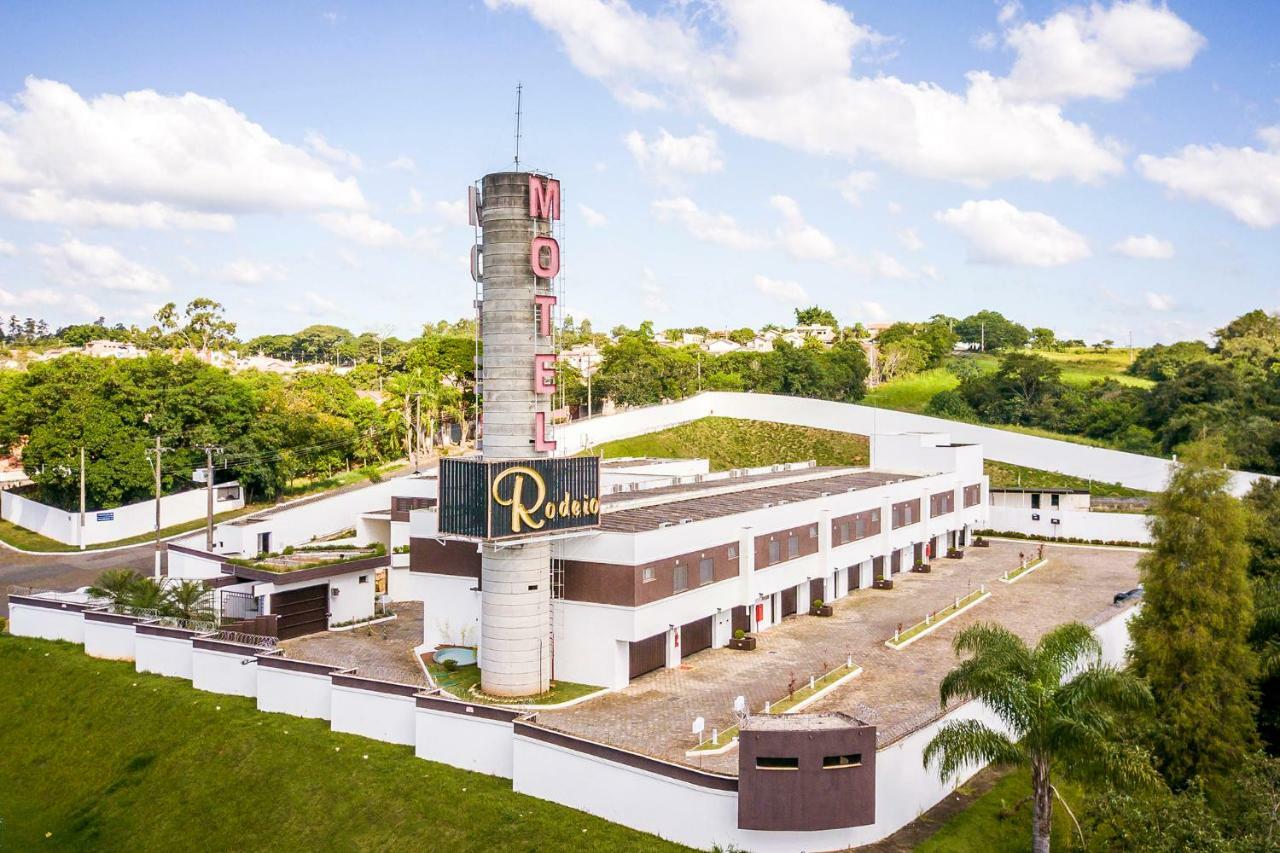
[425,657,605,708]
[226,542,386,573]
[1000,557,1049,584]
[886,587,989,650]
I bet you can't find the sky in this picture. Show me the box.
[0,0,1277,345]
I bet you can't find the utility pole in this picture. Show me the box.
[146,436,170,578]
[415,393,423,473]
[587,369,593,420]
[78,446,86,551]
[980,321,985,352]
[200,446,220,552]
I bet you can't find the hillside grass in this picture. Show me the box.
[984,460,1155,499]
[593,416,870,470]
[0,635,681,852]
[916,768,1085,852]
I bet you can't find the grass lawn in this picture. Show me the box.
[0,635,681,852]
[427,661,604,707]
[592,416,869,470]
[916,768,1086,852]
[983,460,1155,499]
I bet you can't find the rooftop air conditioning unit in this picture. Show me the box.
[680,518,692,524]
[762,502,773,508]
[659,521,673,528]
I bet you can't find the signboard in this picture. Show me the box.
[438,456,600,540]
[95,511,115,522]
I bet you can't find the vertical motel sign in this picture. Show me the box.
[469,174,562,452]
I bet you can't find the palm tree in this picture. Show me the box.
[164,579,213,622]
[126,578,168,614]
[87,569,142,610]
[923,622,1154,853]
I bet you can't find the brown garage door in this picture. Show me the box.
[629,632,666,679]
[681,616,713,657]
[732,605,751,635]
[780,585,798,618]
[272,584,329,640]
[808,578,825,609]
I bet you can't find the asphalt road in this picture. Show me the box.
[0,541,160,616]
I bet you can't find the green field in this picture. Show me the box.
[0,636,679,852]
[917,769,1085,852]
[984,460,1154,499]
[593,416,870,470]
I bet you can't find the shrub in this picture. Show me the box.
[0,616,7,634]
[733,628,746,640]
[812,599,824,609]
[282,546,295,555]
[441,658,459,672]
[361,466,383,484]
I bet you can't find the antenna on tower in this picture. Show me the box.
[513,82,523,169]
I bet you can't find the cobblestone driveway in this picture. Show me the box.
[279,601,426,686]
[538,540,1141,772]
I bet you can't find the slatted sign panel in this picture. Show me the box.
[438,457,601,540]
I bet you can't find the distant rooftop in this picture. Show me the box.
[742,711,868,732]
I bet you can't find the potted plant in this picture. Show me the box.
[946,547,964,559]
[810,598,833,617]
[873,577,894,590]
[729,628,757,651]
[911,561,931,573]
[973,536,990,548]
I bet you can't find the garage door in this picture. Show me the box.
[732,605,751,635]
[629,632,666,679]
[780,585,798,618]
[681,616,712,657]
[272,584,329,640]
[809,578,825,609]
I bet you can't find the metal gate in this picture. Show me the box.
[272,584,329,640]
[629,632,666,679]
[680,616,712,657]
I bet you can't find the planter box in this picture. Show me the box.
[873,579,894,590]
[810,605,833,617]
[910,564,931,574]
[729,636,757,651]
[973,539,990,548]
[946,549,964,559]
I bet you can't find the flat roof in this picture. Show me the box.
[991,487,1088,494]
[742,712,867,732]
[599,469,919,533]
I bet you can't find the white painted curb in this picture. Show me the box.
[885,592,991,650]
[999,558,1048,584]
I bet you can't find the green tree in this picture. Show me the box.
[925,389,977,421]
[183,298,237,354]
[955,310,1030,352]
[924,622,1154,853]
[793,306,838,328]
[87,569,144,609]
[1129,439,1259,789]
[1029,327,1058,351]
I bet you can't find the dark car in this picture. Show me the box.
[1113,587,1144,605]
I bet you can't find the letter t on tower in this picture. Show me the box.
[530,174,561,453]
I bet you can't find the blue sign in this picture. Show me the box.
[95,511,114,522]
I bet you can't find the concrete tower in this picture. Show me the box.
[477,171,555,696]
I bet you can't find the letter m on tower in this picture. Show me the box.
[528,175,561,221]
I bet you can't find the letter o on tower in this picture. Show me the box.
[531,236,560,279]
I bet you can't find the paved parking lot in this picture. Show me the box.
[279,601,427,686]
[537,539,1142,773]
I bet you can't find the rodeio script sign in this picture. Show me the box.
[438,457,600,540]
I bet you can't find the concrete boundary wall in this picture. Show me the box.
[330,675,419,745]
[256,657,345,720]
[415,695,520,778]
[134,625,198,678]
[82,611,140,660]
[555,392,1271,496]
[7,596,94,643]
[988,506,1151,544]
[191,639,260,698]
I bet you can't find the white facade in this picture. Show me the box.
[988,505,1151,544]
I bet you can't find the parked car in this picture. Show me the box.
[1113,586,1144,605]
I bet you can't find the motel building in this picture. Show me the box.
[407,431,988,690]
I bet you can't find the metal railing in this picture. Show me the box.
[213,630,278,650]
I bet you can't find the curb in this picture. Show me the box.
[886,592,991,650]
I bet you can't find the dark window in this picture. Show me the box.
[787,536,799,559]
[822,753,862,769]
[1031,493,1041,509]
[699,558,714,586]
[756,756,799,770]
[1051,493,1060,508]
[673,562,689,592]
[358,575,369,584]
[768,540,781,564]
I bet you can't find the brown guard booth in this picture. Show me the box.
[737,712,877,831]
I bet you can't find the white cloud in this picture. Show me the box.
[578,203,607,227]
[997,1,1021,25]
[0,238,15,256]
[973,31,998,51]
[998,1,1205,103]
[400,188,424,214]
[315,212,438,250]
[35,238,170,292]
[0,287,63,308]
[1145,291,1175,311]
[837,171,877,206]
[652,197,757,250]
[639,268,669,313]
[770,195,837,261]
[887,201,903,215]
[872,251,914,280]
[304,131,363,171]
[858,300,889,322]
[921,264,942,281]
[754,274,809,305]
[433,198,469,226]
[222,259,286,284]
[387,156,417,173]
[624,127,723,176]
[1137,127,1280,228]
[304,291,338,313]
[1112,234,1174,259]
[0,78,365,232]
[490,0,1124,185]
[897,227,924,251]
[936,199,1090,266]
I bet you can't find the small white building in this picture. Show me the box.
[792,324,836,344]
[702,338,743,355]
[559,343,602,376]
[988,488,1090,512]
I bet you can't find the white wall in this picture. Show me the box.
[555,392,1271,496]
[8,601,87,643]
[415,704,515,778]
[1096,604,1140,665]
[988,505,1151,544]
[1,482,243,546]
[83,616,137,660]
[330,682,418,745]
[418,574,481,649]
[256,664,336,719]
[191,646,259,697]
[134,631,196,679]
[167,547,226,580]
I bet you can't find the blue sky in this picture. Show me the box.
[0,0,1277,344]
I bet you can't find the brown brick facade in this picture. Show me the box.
[831,508,881,546]
[562,541,740,607]
[754,522,821,570]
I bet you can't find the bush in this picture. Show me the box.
[441,658,459,672]
[282,546,295,555]
[0,616,7,634]
[812,599,824,609]
[361,466,383,484]
[733,629,746,640]
[925,389,977,421]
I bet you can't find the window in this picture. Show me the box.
[822,753,862,769]
[358,575,369,584]
[1031,493,1041,509]
[756,756,799,770]
[839,522,849,544]
[768,540,781,564]
[787,535,799,559]
[809,524,818,539]
[1051,493,1060,508]
[871,510,879,524]
[642,566,656,583]
[854,517,865,540]
[699,557,714,586]
[673,562,689,592]
[728,544,738,559]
